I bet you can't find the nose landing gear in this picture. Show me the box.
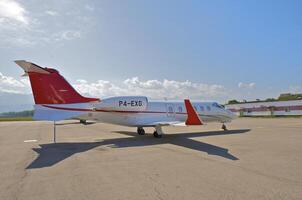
[222,124,228,131]
[153,131,162,138]
[80,119,87,125]
[153,125,163,138]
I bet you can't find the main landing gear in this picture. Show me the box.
[221,123,228,131]
[137,126,163,138]
[137,127,145,135]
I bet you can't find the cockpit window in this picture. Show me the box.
[212,103,224,109]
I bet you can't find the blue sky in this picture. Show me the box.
[0,0,301,110]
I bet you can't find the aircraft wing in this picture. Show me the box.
[147,121,187,127]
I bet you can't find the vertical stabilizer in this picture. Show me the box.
[15,60,100,104]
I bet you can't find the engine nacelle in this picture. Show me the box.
[97,96,148,111]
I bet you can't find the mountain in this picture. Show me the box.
[0,93,34,113]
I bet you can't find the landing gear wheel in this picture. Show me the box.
[153,131,162,138]
[222,124,228,131]
[80,119,87,125]
[137,127,145,135]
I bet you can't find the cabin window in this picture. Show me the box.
[285,107,290,112]
[178,106,183,113]
[206,105,211,111]
[199,106,204,111]
[168,106,173,113]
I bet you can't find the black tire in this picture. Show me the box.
[153,131,162,138]
[222,124,227,131]
[137,127,145,135]
[80,119,87,125]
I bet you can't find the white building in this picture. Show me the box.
[225,100,302,116]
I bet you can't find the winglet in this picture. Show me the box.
[184,99,203,125]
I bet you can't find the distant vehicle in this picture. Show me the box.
[15,60,237,138]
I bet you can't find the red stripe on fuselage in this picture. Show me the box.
[41,104,233,121]
[41,104,186,114]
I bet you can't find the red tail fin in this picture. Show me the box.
[15,60,100,104]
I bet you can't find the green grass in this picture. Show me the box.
[0,117,33,122]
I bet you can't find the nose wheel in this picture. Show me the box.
[222,124,228,131]
[80,119,87,125]
[137,127,145,135]
[153,125,163,138]
[153,131,162,138]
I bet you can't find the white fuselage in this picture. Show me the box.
[15,60,236,131]
[76,100,236,127]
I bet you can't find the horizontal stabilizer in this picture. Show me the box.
[15,60,50,75]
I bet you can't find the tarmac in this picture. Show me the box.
[0,118,301,200]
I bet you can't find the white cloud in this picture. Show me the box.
[74,77,226,100]
[73,79,127,97]
[0,72,30,94]
[45,10,58,16]
[0,0,34,47]
[55,30,81,41]
[85,5,94,11]
[238,82,256,89]
[124,77,162,89]
[0,72,24,87]
[0,71,226,100]
[0,0,29,25]
[0,1,94,47]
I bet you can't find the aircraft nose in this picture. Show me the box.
[226,109,237,119]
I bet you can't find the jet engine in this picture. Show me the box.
[97,96,148,111]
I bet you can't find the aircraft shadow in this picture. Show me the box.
[55,122,81,126]
[26,129,250,169]
[55,121,95,126]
